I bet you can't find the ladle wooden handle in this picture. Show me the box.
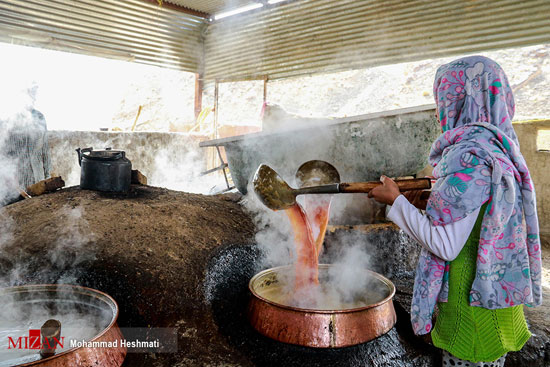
[339,178,431,193]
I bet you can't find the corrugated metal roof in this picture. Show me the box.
[163,0,254,15]
[0,0,206,71]
[204,0,550,81]
[2,0,549,79]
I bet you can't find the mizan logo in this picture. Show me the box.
[7,329,64,350]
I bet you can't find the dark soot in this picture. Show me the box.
[96,185,162,200]
[205,243,435,367]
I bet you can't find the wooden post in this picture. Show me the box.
[210,80,220,171]
[263,75,268,104]
[214,80,219,140]
[194,73,203,120]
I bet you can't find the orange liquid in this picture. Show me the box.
[285,203,319,290]
[284,197,332,304]
[303,196,332,258]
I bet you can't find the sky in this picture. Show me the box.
[0,42,192,131]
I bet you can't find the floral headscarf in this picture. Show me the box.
[410,56,542,335]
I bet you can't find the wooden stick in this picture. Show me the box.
[339,178,431,193]
[131,170,148,185]
[19,189,32,199]
[131,105,143,131]
[26,177,65,197]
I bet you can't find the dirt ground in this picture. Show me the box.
[0,185,257,366]
[0,187,548,366]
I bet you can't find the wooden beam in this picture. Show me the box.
[138,0,210,18]
[208,75,268,83]
[194,73,203,119]
[263,75,268,103]
[214,80,219,140]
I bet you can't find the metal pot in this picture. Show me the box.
[0,284,126,366]
[247,264,396,348]
[76,147,131,192]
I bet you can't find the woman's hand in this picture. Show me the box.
[403,190,428,211]
[368,176,401,205]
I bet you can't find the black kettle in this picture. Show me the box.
[76,147,132,192]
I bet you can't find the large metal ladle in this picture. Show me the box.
[253,164,431,210]
[295,160,340,188]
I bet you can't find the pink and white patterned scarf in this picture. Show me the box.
[411,56,542,335]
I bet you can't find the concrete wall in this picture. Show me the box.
[513,120,550,235]
[418,120,550,235]
[46,121,550,233]
[47,130,219,194]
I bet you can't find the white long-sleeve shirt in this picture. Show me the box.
[387,195,480,261]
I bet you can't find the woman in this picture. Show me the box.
[369,55,542,367]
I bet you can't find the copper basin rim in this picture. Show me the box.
[247,264,397,348]
[0,284,127,367]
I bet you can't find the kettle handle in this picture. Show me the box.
[103,147,125,159]
[76,147,93,166]
[104,147,124,159]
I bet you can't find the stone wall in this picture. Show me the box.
[46,119,550,233]
[47,130,217,194]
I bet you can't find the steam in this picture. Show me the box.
[240,181,294,267]
[47,206,96,285]
[0,83,115,365]
[148,142,221,193]
[0,85,34,205]
[0,285,113,366]
[0,205,95,288]
[235,100,429,309]
[288,243,377,310]
[48,130,223,194]
[0,212,15,252]
[0,82,96,288]
[327,242,374,303]
[241,178,378,310]
[0,181,103,364]
[0,202,104,364]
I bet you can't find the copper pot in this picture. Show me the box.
[247,264,396,348]
[0,284,126,366]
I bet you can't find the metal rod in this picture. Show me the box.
[200,163,228,176]
[213,80,219,140]
[216,145,231,190]
[294,183,340,195]
[217,186,236,194]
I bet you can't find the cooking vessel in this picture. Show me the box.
[248,264,396,348]
[76,147,131,192]
[0,284,126,367]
